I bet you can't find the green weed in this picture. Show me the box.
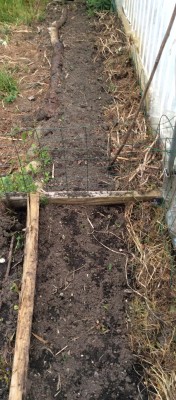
[0,356,10,386]
[0,69,18,103]
[15,232,24,250]
[107,263,113,271]
[10,282,19,294]
[0,0,48,24]
[39,147,51,167]
[86,0,112,14]
[0,171,37,194]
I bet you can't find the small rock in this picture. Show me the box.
[35,180,44,191]
[34,125,43,140]
[94,371,99,379]
[0,257,5,264]
[27,145,37,158]
[24,160,41,174]
[28,95,35,101]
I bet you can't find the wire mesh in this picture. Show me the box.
[0,117,175,205]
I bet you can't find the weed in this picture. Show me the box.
[0,356,10,386]
[0,171,37,194]
[15,232,24,250]
[39,147,51,167]
[61,353,69,363]
[108,82,117,93]
[86,0,112,14]
[10,282,19,293]
[0,0,48,24]
[0,69,18,103]
[103,303,109,311]
[43,171,51,183]
[40,195,49,205]
[107,263,113,271]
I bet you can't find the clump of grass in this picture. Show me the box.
[125,203,176,399]
[86,0,112,14]
[0,69,18,103]
[0,0,48,24]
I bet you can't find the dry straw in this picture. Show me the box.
[95,12,162,192]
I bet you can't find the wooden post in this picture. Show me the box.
[8,193,40,400]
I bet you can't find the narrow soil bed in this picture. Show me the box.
[0,205,25,399]
[27,204,140,400]
[40,2,114,191]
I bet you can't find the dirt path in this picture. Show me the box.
[39,2,114,191]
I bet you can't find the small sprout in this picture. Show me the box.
[107,263,113,271]
[10,282,19,293]
[103,304,109,311]
[15,232,24,250]
[21,131,27,141]
[13,304,19,311]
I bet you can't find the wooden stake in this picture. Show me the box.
[8,193,39,400]
[110,4,176,166]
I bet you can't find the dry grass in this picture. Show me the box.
[125,202,176,399]
[95,12,162,191]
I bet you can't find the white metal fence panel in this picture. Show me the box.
[115,0,176,244]
[116,0,176,141]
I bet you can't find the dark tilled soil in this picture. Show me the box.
[27,204,140,400]
[0,205,25,399]
[39,1,114,191]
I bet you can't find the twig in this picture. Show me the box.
[11,256,24,270]
[109,4,176,166]
[5,235,15,279]
[44,50,51,67]
[55,345,68,356]
[32,332,48,345]
[92,233,127,256]
[86,214,127,256]
[0,136,22,141]
[52,163,55,179]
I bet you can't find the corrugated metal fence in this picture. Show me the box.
[117,0,176,127]
[115,0,176,245]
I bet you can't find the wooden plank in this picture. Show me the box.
[3,190,162,208]
[8,193,40,400]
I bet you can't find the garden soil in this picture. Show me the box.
[0,1,148,399]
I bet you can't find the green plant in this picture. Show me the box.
[107,263,113,271]
[0,171,37,194]
[15,232,24,250]
[0,68,18,103]
[10,282,19,293]
[0,356,10,385]
[40,195,48,205]
[0,0,48,24]
[39,147,51,167]
[103,303,109,311]
[86,0,112,14]
[43,171,51,183]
